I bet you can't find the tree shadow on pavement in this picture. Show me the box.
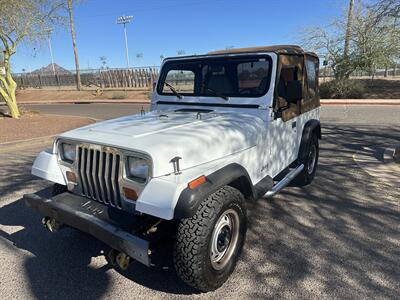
[0,123,399,299]
[0,196,197,298]
[242,123,400,299]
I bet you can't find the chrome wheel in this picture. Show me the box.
[307,144,317,174]
[210,209,240,270]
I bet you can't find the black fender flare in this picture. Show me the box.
[173,163,254,219]
[298,119,321,161]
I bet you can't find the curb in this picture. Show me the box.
[13,99,400,106]
[320,99,400,105]
[321,100,400,106]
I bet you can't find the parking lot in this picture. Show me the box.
[0,104,399,299]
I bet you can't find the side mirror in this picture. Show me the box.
[286,80,302,103]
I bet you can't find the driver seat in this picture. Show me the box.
[206,75,234,94]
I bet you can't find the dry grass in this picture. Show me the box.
[15,88,148,103]
[319,77,400,99]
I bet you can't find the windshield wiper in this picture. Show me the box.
[206,88,229,101]
[164,82,182,99]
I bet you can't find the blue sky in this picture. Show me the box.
[12,0,347,73]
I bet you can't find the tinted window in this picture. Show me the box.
[306,59,316,95]
[158,56,272,98]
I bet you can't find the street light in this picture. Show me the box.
[116,15,133,68]
[44,28,56,76]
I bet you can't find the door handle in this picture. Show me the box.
[292,121,297,129]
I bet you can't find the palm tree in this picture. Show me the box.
[67,0,81,90]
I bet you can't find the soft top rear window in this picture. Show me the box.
[157,55,272,98]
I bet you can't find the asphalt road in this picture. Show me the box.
[0,105,399,299]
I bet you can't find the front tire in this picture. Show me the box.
[173,186,247,292]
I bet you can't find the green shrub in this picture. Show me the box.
[319,79,365,99]
[111,91,127,100]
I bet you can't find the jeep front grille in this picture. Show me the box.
[77,146,122,208]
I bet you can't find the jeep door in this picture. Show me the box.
[268,54,304,177]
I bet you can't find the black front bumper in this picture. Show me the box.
[24,191,150,266]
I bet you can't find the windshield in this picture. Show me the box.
[157,55,272,98]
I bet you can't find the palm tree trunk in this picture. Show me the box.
[67,0,81,91]
[344,0,354,59]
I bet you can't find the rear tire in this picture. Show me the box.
[173,186,247,292]
[293,133,319,186]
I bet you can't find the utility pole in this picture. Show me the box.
[67,0,82,91]
[344,0,354,59]
[44,28,56,76]
[117,15,133,68]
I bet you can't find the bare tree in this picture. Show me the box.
[0,0,63,118]
[300,0,399,80]
[371,0,400,20]
[351,4,400,78]
[300,25,353,80]
[67,0,81,91]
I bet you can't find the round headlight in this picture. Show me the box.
[127,157,150,183]
[61,143,76,163]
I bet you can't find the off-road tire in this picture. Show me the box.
[293,133,319,186]
[51,183,67,196]
[173,186,247,292]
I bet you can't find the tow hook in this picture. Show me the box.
[42,217,62,232]
[107,249,132,271]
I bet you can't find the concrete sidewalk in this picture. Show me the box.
[353,146,400,188]
[13,98,400,105]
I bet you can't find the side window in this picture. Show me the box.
[277,66,297,101]
[305,59,316,97]
[162,70,195,94]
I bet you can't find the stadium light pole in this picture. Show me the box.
[116,15,133,68]
[44,28,56,76]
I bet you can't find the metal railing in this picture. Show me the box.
[13,66,160,89]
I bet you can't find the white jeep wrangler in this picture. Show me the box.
[25,45,321,292]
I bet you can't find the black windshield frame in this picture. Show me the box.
[157,55,273,98]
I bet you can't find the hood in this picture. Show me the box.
[59,110,264,177]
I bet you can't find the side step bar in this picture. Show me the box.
[264,164,304,198]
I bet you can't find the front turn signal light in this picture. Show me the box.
[123,187,138,201]
[188,175,206,189]
[66,171,77,183]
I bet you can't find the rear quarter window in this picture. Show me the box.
[305,59,317,97]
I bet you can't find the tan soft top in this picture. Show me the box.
[208,45,318,58]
